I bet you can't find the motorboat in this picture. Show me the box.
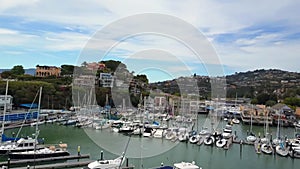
[0,137,44,154]
[173,161,201,169]
[84,154,125,169]
[155,161,201,169]
[8,144,69,159]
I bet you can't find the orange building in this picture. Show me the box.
[36,65,61,77]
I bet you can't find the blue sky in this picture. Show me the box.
[0,0,300,82]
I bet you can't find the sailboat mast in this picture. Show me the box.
[1,80,9,143]
[35,87,43,142]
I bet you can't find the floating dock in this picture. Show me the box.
[7,160,93,169]
[0,154,90,168]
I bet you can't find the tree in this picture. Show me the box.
[61,65,75,76]
[11,65,25,75]
[0,71,13,79]
[265,100,276,107]
[81,61,88,67]
[256,93,277,105]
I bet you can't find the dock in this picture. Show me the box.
[224,135,233,150]
[0,154,90,167]
[8,160,93,169]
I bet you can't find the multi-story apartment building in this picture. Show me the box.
[99,73,114,87]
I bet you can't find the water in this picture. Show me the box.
[1,115,299,169]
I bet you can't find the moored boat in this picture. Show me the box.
[261,143,273,155]
[276,144,289,157]
[0,137,44,154]
[173,161,201,169]
[216,138,227,148]
[8,144,69,159]
[189,135,200,144]
[204,135,215,146]
[83,154,125,169]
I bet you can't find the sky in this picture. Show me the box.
[0,0,300,82]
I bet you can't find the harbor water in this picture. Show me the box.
[1,114,299,169]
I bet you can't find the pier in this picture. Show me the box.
[223,136,233,150]
[0,154,90,168]
[7,161,93,169]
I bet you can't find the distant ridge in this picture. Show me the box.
[0,68,36,76]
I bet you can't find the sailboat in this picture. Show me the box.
[154,161,201,169]
[273,111,285,145]
[84,154,125,169]
[260,112,269,144]
[8,87,69,159]
[275,142,289,157]
[0,83,44,154]
[246,111,256,142]
[272,111,289,156]
[260,143,273,155]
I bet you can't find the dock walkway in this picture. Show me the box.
[0,154,90,167]
[9,160,93,169]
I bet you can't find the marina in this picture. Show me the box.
[0,113,299,169]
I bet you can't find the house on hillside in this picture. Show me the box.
[99,73,114,88]
[36,65,61,77]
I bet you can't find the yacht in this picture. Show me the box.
[0,137,44,154]
[8,144,69,159]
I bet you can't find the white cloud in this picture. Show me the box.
[0,0,300,74]
[0,28,18,35]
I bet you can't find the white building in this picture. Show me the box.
[0,95,13,112]
[99,73,114,88]
[73,75,96,86]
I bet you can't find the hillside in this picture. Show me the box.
[150,69,300,105]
